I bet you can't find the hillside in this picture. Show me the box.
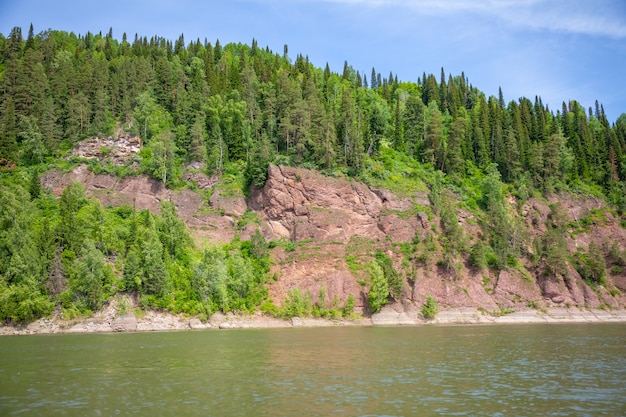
[1,26,626,327]
[39,154,626,316]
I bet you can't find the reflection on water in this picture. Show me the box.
[0,324,625,416]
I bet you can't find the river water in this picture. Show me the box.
[1,323,624,416]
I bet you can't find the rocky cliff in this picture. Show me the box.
[44,163,626,315]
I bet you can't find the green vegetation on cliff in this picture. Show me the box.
[1,26,625,323]
[0,177,272,322]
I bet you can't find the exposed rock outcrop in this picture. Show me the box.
[72,134,141,165]
[38,163,626,316]
[371,304,417,325]
[209,188,247,217]
[42,164,240,244]
[250,165,423,243]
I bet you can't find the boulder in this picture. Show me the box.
[371,305,416,326]
[112,315,138,332]
[209,189,247,217]
[189,318,208,330]
[209,311,227,327]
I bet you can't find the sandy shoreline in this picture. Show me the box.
[1,306,625,336]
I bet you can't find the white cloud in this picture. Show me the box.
[315,0,626,38]
[494,1,626,38]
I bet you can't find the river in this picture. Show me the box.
[1,323,624,416]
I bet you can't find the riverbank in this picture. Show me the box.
[374,305,626,325]
[2,305,626,335]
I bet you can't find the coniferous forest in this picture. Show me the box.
[1,25,625,323]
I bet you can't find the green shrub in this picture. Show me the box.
[285,241,296,252]
[573,242,606,286]
[280,288,313,318]
[260,299,280,316]
[469,240,487,269]
[0,282,54,323]
[367,261,389,313]
[375,251,403,300]
[421,295,438,319]
[343,294,355,316]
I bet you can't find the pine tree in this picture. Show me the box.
[0,97,18,161]
[540,203,569,277]
[365,93,389,156]
[73,240,107,311]
[189,113,207,162]
[367,261,388,313]
[502,129,521,181]
[338,87,356,166]
[392,95,404,152]
[29,168,42,200]
[424,102,444,167]
[58,183,86,255]
[25,23,35,50]
[158,201,192,262]
[445,115,465,176]
[481,165,513,270]
[403,93,425,158]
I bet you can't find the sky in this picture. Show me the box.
[1,0,625,123]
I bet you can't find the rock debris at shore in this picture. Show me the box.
[2,307,625,336]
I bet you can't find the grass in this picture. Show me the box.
[359,146,431,196]
[344,236,379,279]
[214,161,247,196]
[511,262,534,283]
[380,206,420,220]
[345,255,367,277]
[345,236,377,257]
[236,211,261,229]
[488,306,515,317]
[570,208,609,233]
[482,275,493,294]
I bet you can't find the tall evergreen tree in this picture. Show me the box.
[423,102,444,167]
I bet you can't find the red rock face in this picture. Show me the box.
[250,165,425,243]
[41,163,626,311]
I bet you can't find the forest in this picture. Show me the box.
[1,25,625,323]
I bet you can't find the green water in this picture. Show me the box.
[1,324,625,416]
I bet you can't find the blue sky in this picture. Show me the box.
[1,0,625,123]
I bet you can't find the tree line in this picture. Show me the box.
[1,25,625,203]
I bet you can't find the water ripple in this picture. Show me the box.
[0,324,624,416]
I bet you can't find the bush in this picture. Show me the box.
[260,299,280,316]
[375,251,403,300]
[343,294,355,316]
[469,240,487,269]
[280,288,312,318]
[0,282,54,323]
[573,242,606,286]
[285,241,296,252]
[421,295,438,320]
